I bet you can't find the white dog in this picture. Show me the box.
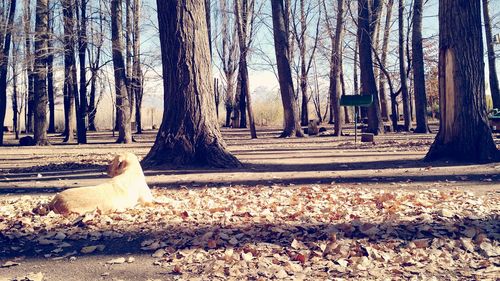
[49,153,153,215]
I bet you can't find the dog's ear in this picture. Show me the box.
[117,155,127,171]
[108,155,121,177]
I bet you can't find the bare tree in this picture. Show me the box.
[234,0,258,138]
[217,0,239,128]
[358,0,384,134]
[75,0,87,143]
[33,0,50,145]
[482,0,500,108]
[378,0,393,121]
[87,0,104,131]
[426,0,499,162]
[271,0,304,137]
[0,0,16,145]
[47,8,55,133]
[143,0,240,167]
[111,0,131,143]
[398,0,410,131]
[125,0,134,121]
[24,0,34,133]
[412,0,429,133]
[62,0,77,142]
[132,0,143,133]
[324,0,345,136]
[292,0,321,126]
[11,30,24,140]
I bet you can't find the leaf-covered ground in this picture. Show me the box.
[1,184,499,280]
[0,128,499,280]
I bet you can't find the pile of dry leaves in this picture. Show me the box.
[0,184,498,280]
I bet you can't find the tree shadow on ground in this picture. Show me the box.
[0,213,497,259]
[0,157,498,195]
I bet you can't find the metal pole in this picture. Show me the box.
[354,107,357,147]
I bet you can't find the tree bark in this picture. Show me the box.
[11,34,20,139]
[142,0,240,168]
[76,0,87,143]
[398,0,410,131]
[33,0,50,145]
[62,0,77,142]
[425,0,499,162]
[271,0,304,138]
[132,0,143,133]
[234,0,257,138]
[329,0,345,136]
[0,0,16,145]
[358,0,384,134]
[24,0,34,133]
[218,0,239,129]
[47,8,55,133]
[482,0,500,109]
[125,0,134,120]
[412,0,429,133]
[298,0,308,126]
[111,0,132,143]
[378,0,393,120]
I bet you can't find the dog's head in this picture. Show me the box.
[107,153,140,177]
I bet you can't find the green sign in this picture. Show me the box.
[340,95,373,107]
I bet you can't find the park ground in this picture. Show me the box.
[0,126,499,280]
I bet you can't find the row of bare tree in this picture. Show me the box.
[0,0,146,145]
[214,0,499,139]
[0,0,498,164]
[145,0,499,167]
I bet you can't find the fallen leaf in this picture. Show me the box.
[106,257,126,264]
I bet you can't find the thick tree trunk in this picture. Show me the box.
[378,0,393,120]
[271,0,304,138]
[0,0,16,145]
[47,9,55,133]
[33,0,50,145]
[398,0,410,131]
[143,0,240,168]
[412,0,429,133]
[62,0,77,142]
[482,0,500,109]
[329,0,345,136]
[359,0,384,134]
[426,0,499,162]
[111,0,132,143]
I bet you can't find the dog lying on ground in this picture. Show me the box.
[49,152,154,215]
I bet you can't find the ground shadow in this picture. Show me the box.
[0,213,497,259]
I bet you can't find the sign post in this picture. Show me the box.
[340,95,374,147]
